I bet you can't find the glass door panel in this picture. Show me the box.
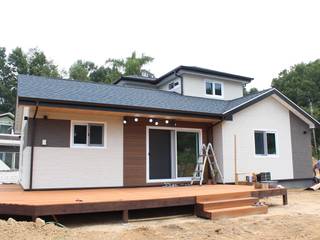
[177,132,199,178]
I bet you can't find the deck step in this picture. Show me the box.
[196,191,252,202]
[199,197,259,210]
[208,205,268,219]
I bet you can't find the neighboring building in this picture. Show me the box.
[15,66,319,190]
[0,113,20,183]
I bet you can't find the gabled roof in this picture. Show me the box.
[113,65,253,85]
[17,75,320,127]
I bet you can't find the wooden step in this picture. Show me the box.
[196,191,252,202]
[198,197,259,210]
[208,205,268,219]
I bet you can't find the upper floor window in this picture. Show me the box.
[254,130,277,156]
[205,81,223,97]
[168,80,179,90]
[71,122,105,148]
[0,123,13,135]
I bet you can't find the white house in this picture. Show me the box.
[14,66,319,190]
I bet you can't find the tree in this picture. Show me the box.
[69,60,96,81]
[28,48,60,78]
[8,47,28,74]
[106,51,154,79]
[243,87,259,96]
[272,59,320,157]
[68,51,154,84]
[0,48,16,113]
[0,47,62,113]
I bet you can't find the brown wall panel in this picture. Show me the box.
[123,117,213,187]
[27,119,71,148]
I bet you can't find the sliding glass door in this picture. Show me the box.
[148,127,200,181]
[177,132,199,178]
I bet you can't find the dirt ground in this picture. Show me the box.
[1,189,320,240]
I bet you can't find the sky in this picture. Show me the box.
[1,0,320,89]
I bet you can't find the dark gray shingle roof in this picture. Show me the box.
[17,75,271,118]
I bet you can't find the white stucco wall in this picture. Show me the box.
[26,109,124,189]
[182,74,244,100]
[221,96,294,182]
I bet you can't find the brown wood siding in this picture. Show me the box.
[27,119,71,147]
[123,117,213,187]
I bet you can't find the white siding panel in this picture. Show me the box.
[183,74,243,100]
[32,115,123,189]
[222,97,293,182]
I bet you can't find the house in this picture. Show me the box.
[0,112,20,183]
[15,66,319,190]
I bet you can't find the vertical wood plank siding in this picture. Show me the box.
[123,117,213,186]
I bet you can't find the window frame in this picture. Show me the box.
[168,80,180,91]
[254,130,278,157]
[0,122,14,136]
[70,121,106,149]
[0,152,19,171]
[204,80,224,99]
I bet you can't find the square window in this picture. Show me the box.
[168,82,174,90]
[89,124,104,146]
[74,125,87,144]
[254,131,277,156]
[0,124,12,134]
[72,123,105,147]
[214,83,222,96]
[206,82,213,95]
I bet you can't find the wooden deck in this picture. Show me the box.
[0,184,287,222]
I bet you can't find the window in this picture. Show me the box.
[254,131,277,155]
[168,80,179,90]
[0,152,19,171]
[72,122,105,147]
[205,81,223,97]
[0,124,12,134]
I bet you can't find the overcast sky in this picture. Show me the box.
[1,0,320,89]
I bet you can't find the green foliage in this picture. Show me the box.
[243,87,259,96]
[272,60,320,120]
[69,60,96,81]
[0,47,61,113]
[28,48,60,78]
[0,48,16,113]
[68,51,154,84]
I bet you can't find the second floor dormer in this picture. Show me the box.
[113,66,253,100]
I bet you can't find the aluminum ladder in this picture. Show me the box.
[191,143,224,185]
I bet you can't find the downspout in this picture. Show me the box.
[29,102,39,190]
[174,71,184,95]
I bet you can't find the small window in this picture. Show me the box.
[72,122,105,147]
[254,131,277,155]
[0,124,12,134]
[215,83,222,96]
[168,80,179,90]
[0,152,19,170]
[206,82,213,95]
[205,81,223,97]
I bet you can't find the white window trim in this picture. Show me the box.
[146,126,202,183]
[70,120,107,149]
[253,129,279,158]
[205,80,224,99]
